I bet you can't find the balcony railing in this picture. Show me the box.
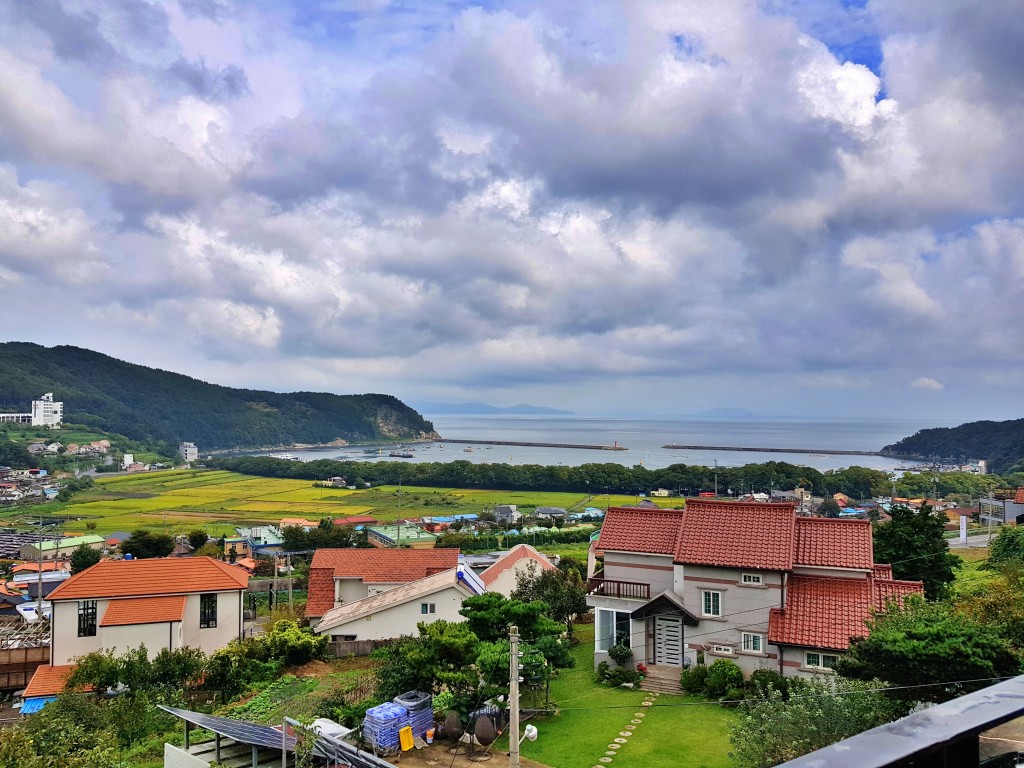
[587,577,650,600]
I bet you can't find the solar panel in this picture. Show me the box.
[158,705,298,751]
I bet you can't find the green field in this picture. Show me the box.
[3,470,647,537]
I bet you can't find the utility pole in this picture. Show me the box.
[287,554,292,607]
[714,459,718,497]
[509,624,521,768]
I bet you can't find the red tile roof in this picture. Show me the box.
[100,595,186,626]
[768,573,923,651]
[24,664,89,698]
[676,500,797,570]
[47,557,248,601]
[872,564,893,580]
[335,516,379,526]
[597,508,687,555]
[480,544,556,587]
[306,548,460,618]
[11,562,70,574]
[794,518,873,570]
[1015,487,1024,505]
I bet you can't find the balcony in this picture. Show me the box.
[587,577,650,601]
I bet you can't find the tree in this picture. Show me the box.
[120,530,174,559]
[873,505,960,599]
[835,598,1020,703]
[955,565,1024,649]
[988,526,1024,568]
[459,592,573,669]
[194,541,223,559]
[70,543,101,575]
[228,545,237,564]
[817,498,841,518]
[729,676,907,768]
[186,530,209,552]
[512,563,588,638]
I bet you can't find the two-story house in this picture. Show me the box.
[44,556,250,665]
[588,500,922,678]
[305,548,460,621]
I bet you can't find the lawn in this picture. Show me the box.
[516,625,736,768]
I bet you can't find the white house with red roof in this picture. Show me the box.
[589,500,922,679]
[44,557,250,666]
[305,548,461,620]
[479,544,557,597]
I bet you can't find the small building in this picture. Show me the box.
[305,548,460,620]
[20,535,105,561]
[178,442,199,463]
[333,515,379,528]
[479,544,557,597]
[280,517,318,530]
[494,505,521,524]
[26,444,46,455]
[31,393,63,428]
[121,453,134,469]
[327,476,348,487]
[366,524,438,549]
[45,557,249,665]
[313,567,483,642]
[649,489,671,498]
[535,506,567,519]
[980,489,1024,526]
[20,664,84,715]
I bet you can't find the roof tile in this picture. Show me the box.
[794,518,874,570]
[24,664,89,698]
[47,557,248,601]
[1015,487,1024,505]
[480,544,555,587]
[597,508,686,555]
[100,595,186,626]
[676,500,797,570]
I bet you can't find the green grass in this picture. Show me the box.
[515,625,736,768]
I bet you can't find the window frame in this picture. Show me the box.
[77,600,97,637]
[740,632,764,654]
[596,608,632,651]
[740,572,763,586]
[420,602,436,615]
[710,644,734,656]
[702,590,722,617]
[200,593,217,629]
[805,651,840,670]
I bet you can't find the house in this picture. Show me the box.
[20,535,105,561]
[327,476,348,487]
[104,531,132,549]
[280,517,318,530]
[333,515,379,527]
[479,544,557,596]
[312,566,484,642]
[366,524,437,548]
[26,444,46,455]
[305,548,460,620]
[980,489,1024,526]
[494,505,521,524]
[587,500,922,679]
[45,443,62,455]
[535,507,567,519]
[44,556,249,665]
[20,664,88,715]
[649,489,671,498]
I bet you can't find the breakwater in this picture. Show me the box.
[438,438,628,451]
[662,444,879,457]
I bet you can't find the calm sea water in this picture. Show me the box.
[269,415,963,472]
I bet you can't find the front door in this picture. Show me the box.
[654,616,683,666]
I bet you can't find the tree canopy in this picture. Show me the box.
[70,543,101,575]
[873,505,960,599]
[512,561,588,638]
[120,530,174,559]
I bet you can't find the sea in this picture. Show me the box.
[257,415,965,473]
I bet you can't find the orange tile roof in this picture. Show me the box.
[47,557,248,601]
[11,562,70,574]
[99,595,186,626]
[597,508,687,555]
[872,564,893,579]
[1016,487,1024,505]
[794,518,873,570]
[306,548,459,618]
[480,544,556,587]
[768,573,923,650]
[24,664,88,698]
[676,500,797,570]
[335,515,379,526]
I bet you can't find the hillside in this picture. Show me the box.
[881,418,1024,474]
[0,343,436,451]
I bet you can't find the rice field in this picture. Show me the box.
[12,470,671,537]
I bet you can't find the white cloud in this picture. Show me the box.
[911,377,944,391]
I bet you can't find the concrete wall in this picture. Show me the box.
[180,591,244,655]
[164,743,209,768]
[102,621,179,657]
[485,558,553,597]
[602,551,674,595]
[52,600,103,664]
[317,586,468,641]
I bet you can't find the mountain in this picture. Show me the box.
[881,418,1024,474]
[413,401,573,415]
[0,343,436,450]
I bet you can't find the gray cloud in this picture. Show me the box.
[168,57,251,101]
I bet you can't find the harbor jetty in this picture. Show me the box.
[438,438,628,451]
[662,444,879,457]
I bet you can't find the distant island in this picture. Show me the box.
[413,401,574,415]
[881,417,1024,474]
[0,342,436,451]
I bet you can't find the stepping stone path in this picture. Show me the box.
[590,700,656,765]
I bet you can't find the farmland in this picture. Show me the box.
[3,470,680,537]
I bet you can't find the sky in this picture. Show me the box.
[1,0,1023,420]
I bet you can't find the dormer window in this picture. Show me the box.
[741,573,763,586]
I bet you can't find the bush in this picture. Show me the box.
[705,659,744,698]
[724,687,746,705]
[432,690,455,719]
[608,643,633,667]
[679,664,709,694]
[747,669,788,698]
[594,661,611,683]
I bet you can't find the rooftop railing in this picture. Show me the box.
[587,577,650,601]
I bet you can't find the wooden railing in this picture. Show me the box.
[587,578,650,600]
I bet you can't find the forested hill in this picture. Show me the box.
[881,418,1024,474]
[0,343,436,450]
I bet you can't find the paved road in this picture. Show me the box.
[949,533,995,548]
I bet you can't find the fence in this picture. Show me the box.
[327,639,391,658]
[247,578,301,593]
[0,645,50,690]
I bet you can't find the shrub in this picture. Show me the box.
[705,659,744,698]
[594,660,611,683]
[679,664,709,694]
[605,667,642,686]
[432,690,455,719]
[608,643,633,668]
[724,687,746,705]
[747,669,788,699]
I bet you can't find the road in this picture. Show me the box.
[949,533,995,548]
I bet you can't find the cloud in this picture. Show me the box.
[911,377,944,391]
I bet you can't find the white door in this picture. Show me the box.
[654,616,683,666]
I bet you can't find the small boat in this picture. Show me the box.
[389,451,414,459]
[269,452,300,461]
[463,447,473,453]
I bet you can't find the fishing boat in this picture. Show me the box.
[389,451,414,459]
[463,447,474,453]
[269,452,301,461]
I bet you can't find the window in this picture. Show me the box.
[200,593,217,628]
[77,600,97,637]
[711,644,734,655]
[702,590,722,617]
[805,652,840,670]
[740,573,763,586]
[596,609,632,651]
[420,602,436,615]
[741,633,763,653]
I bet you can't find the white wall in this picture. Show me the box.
[180,591,243,655]
[317,587,468,641]
[485,559,553,597]
[603,552,674,595]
